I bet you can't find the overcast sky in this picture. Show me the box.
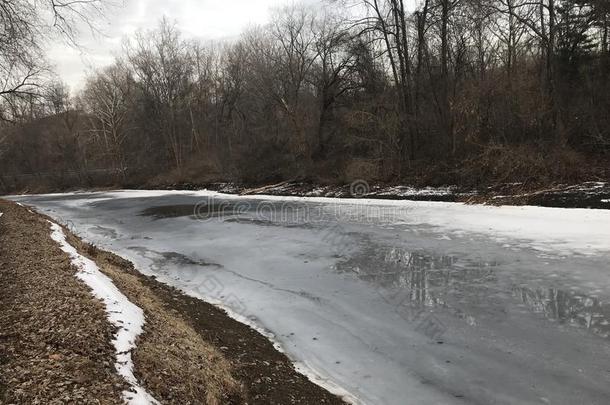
[49,0,322,91]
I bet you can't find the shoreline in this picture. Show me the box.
[0,200,349,404]
[5,180,610,210]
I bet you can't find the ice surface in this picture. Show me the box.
[11,190,610,405]
[48,221,159,405]
[189,190,610,255]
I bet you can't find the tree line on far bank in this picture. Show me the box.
[1,0,609,193]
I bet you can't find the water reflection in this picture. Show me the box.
[335,245,499,312]
[336,244,610,339]
[513,286,610,338]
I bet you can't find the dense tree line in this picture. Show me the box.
[1,0,609,192]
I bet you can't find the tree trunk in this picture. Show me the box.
[507,3,512,75]
[546,0,566,143]
[440,0,454,155]
[415,0,430,151]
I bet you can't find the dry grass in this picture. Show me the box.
[65,235,245,405]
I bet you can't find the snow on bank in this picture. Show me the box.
[48,221,159,405]
[375,185,457,197]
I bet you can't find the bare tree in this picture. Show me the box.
[82,62,134,177]
[346,1,411,171]
[0,0,107,121]
[269,4,318,163]
[127,19,194,171]
[312,9,357,157]
[3,0,610,193]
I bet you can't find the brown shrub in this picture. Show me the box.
[458,144,594,188]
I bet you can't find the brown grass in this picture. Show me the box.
[64,235,245,405]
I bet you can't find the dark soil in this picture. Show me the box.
[0,201,126,404]
[140,278,346,405]
[7,176,610,209]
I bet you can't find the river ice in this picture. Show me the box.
[9,190,610,405]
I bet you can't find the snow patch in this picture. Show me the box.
[48,221,158,405]
[376,185,456,197]
[15,201,35,213]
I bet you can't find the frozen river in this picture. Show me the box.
[10,190,610,405]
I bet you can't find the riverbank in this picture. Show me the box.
[0,200,347,404]
[5,179,610,210]
[149,180,610,209]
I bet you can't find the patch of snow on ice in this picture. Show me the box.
[48,221,159,405]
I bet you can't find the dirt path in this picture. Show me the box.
[0,201,125,404]
[0,200,347,404]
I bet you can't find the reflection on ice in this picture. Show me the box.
[334,245,498,309]
[335,243,610,339]
[514,286,610,339]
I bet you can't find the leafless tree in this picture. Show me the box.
[126,18,194,171]
[0,0,108,121]
[82,62,134,177]
[312,9,357,157]
[3,0,610,193]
